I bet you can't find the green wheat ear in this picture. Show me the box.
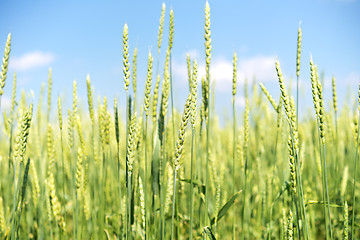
[0,197,6,235]
[75,148,83,192]
[152,74,161,124]
[127,113,137,175]
[123,23,130,92]
[232,51,237,99]
[10,72,17,117]
[164,162,174,214]
[99,97,110,147]
[138,176,146,229]
[276,59,291,118]
[72,80,78,121]
[168,9,174,51]
[259,83,277,111]
[76,116,86,155]
[0,33,11,96]
[316,72,325,144]
[190,59,198,127]
[174,94,191,172]
[86,75,94,124]
[67,108,74,149]
[47,124,56,172]
[157,3,166,53]
[200,76,208,125]
[287,210,293,240]
[47,68,52,119]
[114,97,120,145]
[343,201,348,240]
[132,48,138,95]
[144,50,153,115]
[186,54,191,89]
[332,75,337,113]
[204,1,211,84]
[287,98,297,194]
[296,23,301,79]
[14,106,32,164]
[161,50,170,118]
[30,162,40,208]
[57,96,63,131]
[243,99,249,163]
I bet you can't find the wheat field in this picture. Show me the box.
[0,2,359,240]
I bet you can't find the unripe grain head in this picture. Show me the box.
[144,50,153,115]
[0,33,11,96]
[123,24,130,91]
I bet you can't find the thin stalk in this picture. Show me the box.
[50,222,53,240]
[171,169,178,240]
[205,137,210,227]
[128,173,132,240]
[150,120,156,239]
[125,91,129,240]
[90,123,98,240]
[242,159,247,240]
[13,162,24,239]
[71,129,76,239]
[75,192,79,240]
[60,129,66,239]
[334,111,338,192]
[169,54,180,238]
[161,132,166,240]
[205,80,211,228]
[232,97,236,240]
[11,159,19,240]
[117,139,122,237]
[313,115,329,239]
[169,54,175,148]
[296,75,299,127]
[159,151,164,239]
[292,193,302,240]
[189,127,195,240]
[288,116,309,240]
[295,150,309,240]
[322,144,333,239]
[144,115,148,240]
[351,110,359,240]
[268,121,280,240]
[8,122,14,174]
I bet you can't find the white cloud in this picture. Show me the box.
[172,59,189,83]
[201,58,233,91]
[235,96,245,107]
[9,51,55,71]
[0,95,11,110]
[344,72,360,84]
[238,56,276,83]
[173,55,277,92]
[186,49,199,59]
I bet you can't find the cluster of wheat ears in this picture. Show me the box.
[0,2,359,240]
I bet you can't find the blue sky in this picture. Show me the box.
[0,0,359,122]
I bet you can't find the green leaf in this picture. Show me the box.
[271,181,290,206]
[180,178,206,194]
[210,190,242,226]
[151,129,160,195]
[203,226,216,240]
[305,200,344,208]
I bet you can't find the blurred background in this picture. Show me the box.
[0,0,359,123]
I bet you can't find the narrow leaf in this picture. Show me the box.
[203,226,216,240]
[210,190,242,225]
[180,178,206,193]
